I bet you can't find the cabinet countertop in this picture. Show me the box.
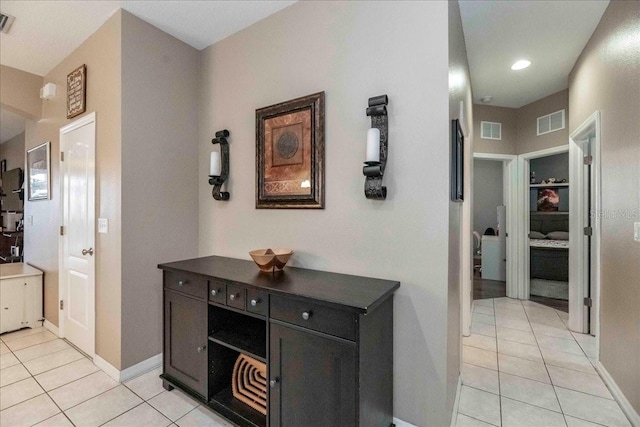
[0,263,43,280]
[159,255,400,314]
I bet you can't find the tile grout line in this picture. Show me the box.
[521,299,568,427]
[494,299,504,427]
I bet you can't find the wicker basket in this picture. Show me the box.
[231,354,267,415]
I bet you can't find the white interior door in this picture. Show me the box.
[59,113,96,357]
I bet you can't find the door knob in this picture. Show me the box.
[82,248,94,256]
[197,345,207,353]
[250,298,261,306]
[230,293,238,301]
[269,377,280,387]
[211,289,220,296]
[302,311,311,320]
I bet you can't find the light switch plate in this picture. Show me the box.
[98,218,108,234]
[634,222,640,242]
[26,215,33,226]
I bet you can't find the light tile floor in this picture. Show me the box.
[0,327,232,426]
[458,297,632,427]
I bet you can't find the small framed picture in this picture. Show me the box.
[27,141,51,201]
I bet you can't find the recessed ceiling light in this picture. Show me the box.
[481,96,493,103]
[511,60,531,71]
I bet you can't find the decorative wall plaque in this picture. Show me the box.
[256,92,325,209]
[67,64,86,119]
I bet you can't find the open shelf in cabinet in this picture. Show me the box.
[208,341,266,427]
[208,305,266,361]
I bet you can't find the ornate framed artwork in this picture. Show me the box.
[27,141,51,201]
[256,92,325,209]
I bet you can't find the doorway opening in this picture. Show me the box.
[471,153,517,303]
[527,150,570,312]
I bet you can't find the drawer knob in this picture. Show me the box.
[302,311,311,321]
[250,298,261,306]
[211,289,219,296]
[197,345,207,353]
[269,377,280,388]
[230,293,238,301]
[177,280,188,287]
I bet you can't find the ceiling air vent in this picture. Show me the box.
[537,109,565,136]
[481,121,502,140]
[0,13,15,34]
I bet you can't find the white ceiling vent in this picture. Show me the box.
[537,109,565,136]
[0,12,15,34]
[481,121,502,140]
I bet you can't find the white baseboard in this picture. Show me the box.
[393,417,418,427]
[43,320,59,336]
[95,353,162,383]
[450,375,462,427]
[595,361,640,427]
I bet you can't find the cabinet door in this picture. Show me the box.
[164,290,208,397]
[0,278,25,334]
[269,323,356,427]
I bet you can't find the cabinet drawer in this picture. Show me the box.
[164,271,207,299]
[226,284,245,310]
[208,280,226,305]
[246,289,268,316]
[270,295,356,341]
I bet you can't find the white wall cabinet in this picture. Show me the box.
[0,263,43,334]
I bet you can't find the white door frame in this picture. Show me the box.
[568,111,601,341]
[470,153,518,298]
[518,145,569,300]
[58,112,96,358]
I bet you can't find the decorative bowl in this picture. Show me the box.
[249,249,293,272]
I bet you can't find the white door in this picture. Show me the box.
[59,113,96,357]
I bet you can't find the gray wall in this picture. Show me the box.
[517,89,569,154]
[569,0,640,413]
[474,89,569,156]
[121,11,199,369]
[26,12,123,366]
[473,159,503,235]
[529,152,569,183]
[474,105,517,155]
[0,131,25,171]
[198,1,451,424]
[448,0,473,421]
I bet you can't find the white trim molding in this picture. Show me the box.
[95,353,162,383]
[569,111,601,337]
[43,319,59,336]
[518,145,569,300]
[595,361,640,427]
[449,375,463,427]
[473,152,518,299]
[393,417,419,427]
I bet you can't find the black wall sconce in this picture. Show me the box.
[363,95,389,200]
[209,129,230,201]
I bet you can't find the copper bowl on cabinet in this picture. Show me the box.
[249,249,293,272]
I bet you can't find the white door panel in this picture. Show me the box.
[60,113,96,357]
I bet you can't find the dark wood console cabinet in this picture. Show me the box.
[159,256,399,427]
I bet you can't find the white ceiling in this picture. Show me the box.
[0,1,610,108]
[459,0,609,108]
[0,1,296,76]
[0,108,26,144]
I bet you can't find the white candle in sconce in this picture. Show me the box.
[366,128,381,163]
[210,151,221,176]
